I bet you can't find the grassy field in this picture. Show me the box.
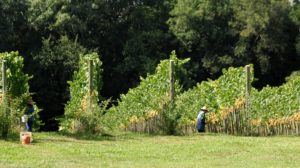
[0,132,299,168]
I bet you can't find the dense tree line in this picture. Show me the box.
[0,0,299,131]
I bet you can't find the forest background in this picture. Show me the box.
[1,0,300,131]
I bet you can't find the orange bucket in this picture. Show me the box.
[20,132,31,145]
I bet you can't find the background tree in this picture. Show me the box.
[28,0,179,97]
[168,0,238,81]
[168,0,299,87]
[0,0,29,52]
[231,0,299,87]
[0,0,300,131]
[29,36,86,130]
[118,1,180,89]
[290,1,300,67]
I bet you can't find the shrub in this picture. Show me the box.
[108,51,189,134]
[61,52,110,134]
[0,51,40,138]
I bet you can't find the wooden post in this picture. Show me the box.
[169,60,174,102]
[1,59,8,138]
[88,59,93,112]
[245,65,251,111]
[245,65,251,133]
[2,59,6,98]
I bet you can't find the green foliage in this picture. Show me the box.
[173,64,300,131]
[34,36,85,71]
[27,0,178,101]
[62,52,106,134]
[31,35,86,130]
[174,65,253,129]
[231,0,298,83]
[250,73,300,120]
[0,51,40,138]
[0,0,28,51]
[121,30,171,83]
[0,52,31,97]
[0,105,9,138]
[168,0,299,86]
[1,0,300,132]
[290,3,300,63]
[109,51,189,132]
[168,0,238,75]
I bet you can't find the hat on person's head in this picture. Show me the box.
[201,106,208,112]
[27,99,33,105]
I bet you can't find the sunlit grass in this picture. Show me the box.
[0,132,299,168]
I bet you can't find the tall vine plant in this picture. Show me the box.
[0,51,40,138]
[62,52,109,134]
[107,51,189,134]
[174,65,300,136]
[173,65,254,134]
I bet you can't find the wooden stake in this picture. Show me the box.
[88,59,93,112]
[1,59,8,138]
[245,65,251,113]
[245,65,251,134]
[169,60,175,102]
[2,59,6,98]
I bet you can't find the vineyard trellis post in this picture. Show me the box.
[245,65,251,134]
[1,59,8,138]
[88,59,93,113]
[2,59,7,98]
[245,65,251,111]
[169,60,175,102]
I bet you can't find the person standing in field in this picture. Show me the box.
[196,106,209,132]
[25,100,34,132]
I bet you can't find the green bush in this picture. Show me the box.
[173,65,254,133]
[0,51,40,138]
[61,52,109,134]
[107,51,189,134]
[173,65,300,133]
[250,71,300,121]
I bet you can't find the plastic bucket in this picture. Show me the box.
[20,132,31,145]
[21,115,28,123]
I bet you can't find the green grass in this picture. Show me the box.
[0,132,299,168]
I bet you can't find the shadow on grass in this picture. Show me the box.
[59,131,167,142]
[1,132,117,144]
[58,131,118,141]
[0,132,21,143]
[1,131,152,144]
[1,131,225,144]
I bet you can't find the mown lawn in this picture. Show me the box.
[0,132,299,168]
